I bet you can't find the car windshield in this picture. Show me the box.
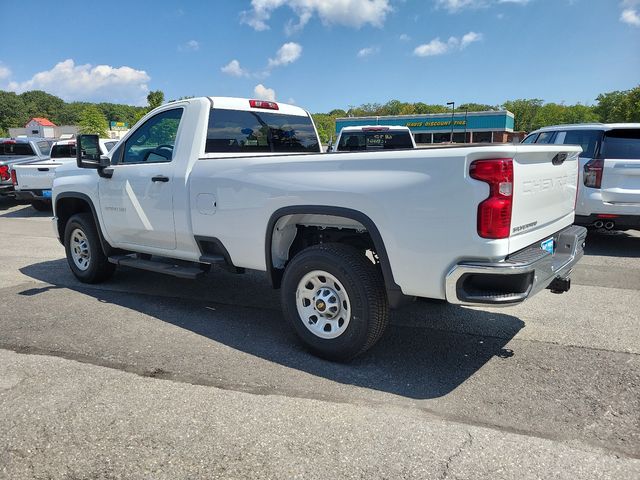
[205,109,320,153]
[0,142,35,156]
[337,131,414,151]
[602,129,640,159]
[51,144,77,158]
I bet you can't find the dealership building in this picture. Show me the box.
[335,110,519,144]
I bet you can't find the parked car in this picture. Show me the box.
[523,124,640,231]
[52,97,586,360]
[328,125,416,152]
[12,138,117,211]
[0,137,53,197]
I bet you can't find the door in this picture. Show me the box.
[99,108,184,250]
[600,129,640,204]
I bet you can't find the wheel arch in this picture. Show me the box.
[265,206,402,299]
[55,193,111,254]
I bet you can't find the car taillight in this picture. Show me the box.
[249,99,279,110]
[10,168,17,185]
[0,165,9,181]
[583,158,603,188]
[470,158,513,239]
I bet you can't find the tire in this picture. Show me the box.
[63,213,115,283]
[31,200,51,211]
[281,243,389,361]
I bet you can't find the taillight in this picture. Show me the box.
[10,168,17,185]
[249,99,279,110]
[470,158,514,239]
[0,165,9,181]
[583,158,603,188]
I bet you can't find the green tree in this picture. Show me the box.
[502,99,544,132]
[312,113,336,144]
[594,86,640,123]
[0,91,29,135]
[20,90,65,124]
[147,90,165,109]
[458,103,498,112]
[78,105,109,137]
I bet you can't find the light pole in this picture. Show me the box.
[464,107,468,142]
[447,101,455,142]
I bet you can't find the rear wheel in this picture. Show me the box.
[31,200,51,211]
[281,243,388,361]
[64,213,115,283]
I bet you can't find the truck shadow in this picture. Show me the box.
[0,197,51,218]
[584,229,640,258]
[20,259,524,400]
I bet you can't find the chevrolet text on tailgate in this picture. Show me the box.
[52,97,587,361]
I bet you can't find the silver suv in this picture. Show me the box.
[523,124,640,231]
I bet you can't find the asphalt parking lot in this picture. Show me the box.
[1,197,639,479]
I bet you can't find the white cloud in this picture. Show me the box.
[399,33,410,41]
[413,32,482,57]
[413,38,451,57]
[221,59,249,77]
[0,64,10,80]
[254,84,276,101]
[357,46,380,58]
[268,42,303,68]
[461,31,483,48]
[620,8,640,25]
[241,0,392,32]
[6,59,150,105]
[436,0,531,13]
[620,1,640,26]
[178,40,200,51]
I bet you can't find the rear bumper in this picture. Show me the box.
[0,184,15,196]
[576,214,640,231]
[12,189,52,202]
[445,225,587,306]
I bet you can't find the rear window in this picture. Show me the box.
[205,109,320,153]
[0,142,35,156]
[51,144,77,158]
[554,130,602,158]
[602,129,640,159]
[337,131,414,151]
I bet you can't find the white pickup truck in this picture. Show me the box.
[12,138,117,210]
[52,97,587,360]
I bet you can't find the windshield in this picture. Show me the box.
[205,109,320,153]
[602,129,640,159]
[51,144,77,158]
[337,131,414,151]
[0,142,35,156]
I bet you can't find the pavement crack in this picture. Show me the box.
[440,432,474,479]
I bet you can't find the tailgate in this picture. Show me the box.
[14,162,64,190]
[600,129,640,205]
[509,145,581,253]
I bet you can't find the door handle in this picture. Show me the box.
[151,175,169,183]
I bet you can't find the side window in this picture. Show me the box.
[536,131,556,144]
[521,134,538,144]
[560,130,601,158]
[103,141,117,152]
[37,141,52,155]
[121,108,183,164]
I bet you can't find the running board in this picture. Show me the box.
[108,255,221,279]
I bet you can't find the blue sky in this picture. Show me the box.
[0,0,638,112]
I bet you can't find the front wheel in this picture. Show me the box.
[281,243,389,361]
[64,213,115,284]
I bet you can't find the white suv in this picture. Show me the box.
[523,124,640,231]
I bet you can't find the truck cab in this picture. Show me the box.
[329,125,416,152]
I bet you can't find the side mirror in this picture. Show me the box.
[76,135,109,169]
